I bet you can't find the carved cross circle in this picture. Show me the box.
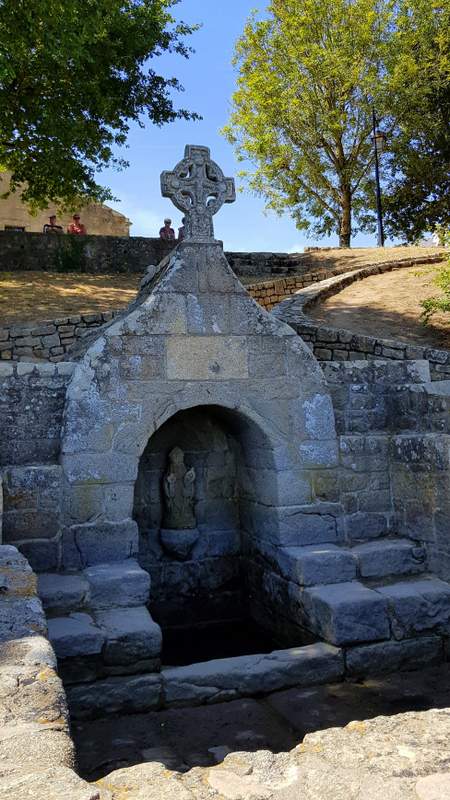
[160,145,236,241]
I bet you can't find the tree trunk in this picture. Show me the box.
[339,188,352,248]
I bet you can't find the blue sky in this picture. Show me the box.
[102,0,381,252]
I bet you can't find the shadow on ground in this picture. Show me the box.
[309,264,450,350]
[72,663,450,780]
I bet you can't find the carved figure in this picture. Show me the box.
[160,145,236,242]
[162,447,196,530]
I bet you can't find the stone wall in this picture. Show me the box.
[0,362,74,466]
[273,256,450,380]
[4,231,422,279]
[0,544,94,800]
[0,231,174,273]
[287,319,450,380]
[0,311,119,362]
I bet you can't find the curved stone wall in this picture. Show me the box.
[274,254,450,380]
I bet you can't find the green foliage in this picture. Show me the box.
[383,0,450,241]
[223,0,393,247]
[0,0,198,209]
[224,0,450,247]
[421,230,450,322]
[52,236,87,273]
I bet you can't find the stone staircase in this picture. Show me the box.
[38,559,162,684]
[37,357,450,696]
[268,358,450,654]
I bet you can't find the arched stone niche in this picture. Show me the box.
[60,242,341,587]
[133,403,287,631]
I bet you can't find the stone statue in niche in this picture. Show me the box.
[162,447,196,529]
[160,447,199,560]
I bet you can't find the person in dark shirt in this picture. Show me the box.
[178,217,186,241]
[43,215,63,234]
[159,218,175,240]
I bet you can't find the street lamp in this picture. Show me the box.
[372,108,386,248]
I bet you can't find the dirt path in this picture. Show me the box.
[310,262,450,350]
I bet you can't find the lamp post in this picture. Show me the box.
[372,107,386,248]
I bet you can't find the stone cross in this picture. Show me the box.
[160,145,236,242]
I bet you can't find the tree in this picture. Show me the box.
[382,0,450,241]
[223,0,392,247]
[0,0,198,208]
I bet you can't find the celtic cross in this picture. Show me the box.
[160,145,236,242]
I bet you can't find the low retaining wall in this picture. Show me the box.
[274,254,450,380]
[0,312,118,362]
[1,253,445,363]
[0,545,95,800]
[0,232,311,276]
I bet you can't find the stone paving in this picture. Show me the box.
[74,663,450,781]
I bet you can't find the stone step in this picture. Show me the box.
[352,538,427,580]
[38,559,150,616]
[47,605,162,667]
[47,612,105,659]
[276,538,427,588]
[276,543,357,586]
[84,560,150,611]
[372,576,450,640]
[301,573,450,648]
[302,581,391,646]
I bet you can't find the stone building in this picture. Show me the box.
[0,171,131,236]
[0,146,450,734]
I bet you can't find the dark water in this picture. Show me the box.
[161,618,298,666]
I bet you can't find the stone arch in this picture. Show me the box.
[59,241,340,570]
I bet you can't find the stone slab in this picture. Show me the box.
[48,612,104,658]
[62,521,139,569]
[38,572,89,615]
[303,581,391,645]
[0,768,98,800]
[83,560,150,610]
[67,673,162,720]
[95,606,162,665]
[161,643,343,707]
[345,635,444,676]
[352,538,427,579]
[277,544,356,586]
[375,578,450,639]
[0,597,47,642]
[166,335,249,380]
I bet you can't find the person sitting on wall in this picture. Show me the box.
[159,218,175,240]
[178,217,186,241]
[43,214,63,234]
[67,214,87,235]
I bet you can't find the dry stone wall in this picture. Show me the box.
[0,312,119,362]
[0,544,96,800]
[0,362,74,465]
[273,255,450,380]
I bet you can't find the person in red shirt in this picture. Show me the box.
[159,218,175,240]
[67,214,87,235]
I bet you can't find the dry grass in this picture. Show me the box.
[0,247,445,331]
[0,271,141,325]
[311,262,450,350]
